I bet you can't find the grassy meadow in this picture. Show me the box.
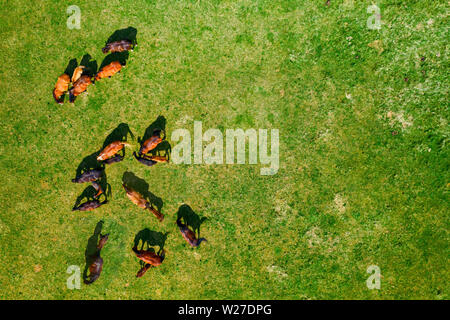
[0,0,448,299]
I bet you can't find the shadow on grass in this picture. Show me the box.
[102,123,134,147]
[99,51,130,69]
[79,54,98,76]
[106,27,138,45]
[62,54,97,79]
[176,204,207,238]
[133,228,168,253]
[138,115,167,144]
[63,58,78,79]
[133,228,168,268]
[83,220,103,283]
[75,151,103,177]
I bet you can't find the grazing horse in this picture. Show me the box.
[53,74,70,104]
[133,152,157,167]
[95,61,122,81]
[133,152,168,167]
[139,129,165,156]
[72,199,108,211]
[72,168,104,184]
[102,40,134,54]
[69,75,93,103]
[177,217,207,247]
[84,234,109,284]
[96,141,131,163]
[122,184,164,222]
[132,246,164,278]
[71,66,85,83]
[72,168,105,198]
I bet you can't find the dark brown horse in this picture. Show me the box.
[177,217,207,247]
[69,75,93,102]
[84,234,109,284]
[72,199,108,211]
[102,40,135,54]
[72,168,105,198]
[132,246,165,278]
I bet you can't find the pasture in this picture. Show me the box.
[0,0,448,299]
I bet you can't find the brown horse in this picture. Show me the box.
[102,40,135,54]
[139,129,165,155]
[95,61,122,81]
[72,199,108,211]
[97,141,131,162]
[72,168,105,198]
[53,74,70,104]
[84,234,109,284]
[122,184,164,221]
[69,75,93,103]
[132,246,164,278]
[177,217,207,247]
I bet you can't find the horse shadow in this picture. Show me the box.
[75,151,103,177]
[63,58,78,79]
[98,123,135,159]
[106,26,138,45]
[79,54,98,76]
[133,228,168,253]
[73,185,96,209]
[83,220,104,283]
[102,123,134,147]
[176,204,207,238]
[122,171,163,211]
[138,115,167,144]
[99,51,130,70]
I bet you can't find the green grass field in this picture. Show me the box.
[0,0,448,300]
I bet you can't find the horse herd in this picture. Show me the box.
[53,40,135,104]
[56,34,207,284]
